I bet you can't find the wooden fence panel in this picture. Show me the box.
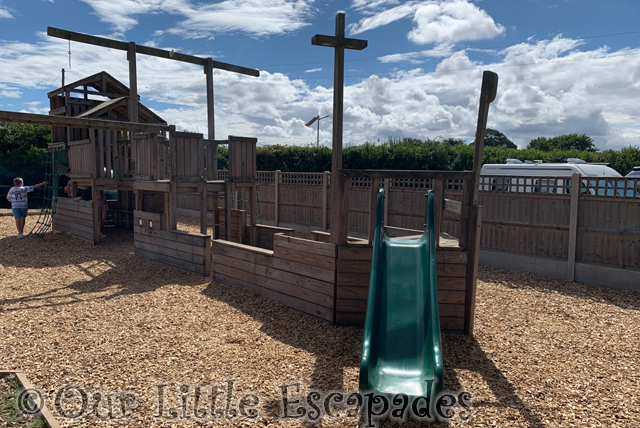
[196,171,640,270]
[576,198,640,268]
[134,225,211,275]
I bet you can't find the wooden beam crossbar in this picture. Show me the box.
[0,110,170,132]
[47,27,260,77]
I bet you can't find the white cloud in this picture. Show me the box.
[170,0,314,38]
[408,0,505,45]
[378,44,454,63]
[78,0,163,33]
[78,0,314,37]
[348,0,504,48]
[1,31,640,149]
[351,0,400,11]
[0,3,12,19]
[304,68,322,73]
[348,2,420,35]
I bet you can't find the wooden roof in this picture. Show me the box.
[48,71,166,125]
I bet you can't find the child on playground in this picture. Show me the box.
[6,177,48,239]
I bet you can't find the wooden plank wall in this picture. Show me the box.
[134,210,164,230]
[133,133,166,180]
[95,129,121,179]
[255,225,295,250]
[256,183,275,220]
[67,139,94,176]
[173,132,203,178]
[278,181,325,228]
[68,131,127,179]
[333,244,468,333]
[212,235,336,321]
[142,191,165,214]
[216,209,245,243]
[576,197,640,268]
[478,193,572,259]
[134,225,211,275]
[52,197,94,241]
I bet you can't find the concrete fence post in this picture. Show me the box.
[322,171,329,231]
[567,173,580,281]
[275,170,280,226]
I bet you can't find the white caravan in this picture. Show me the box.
[479,158,639,196]
[626,166,640,178]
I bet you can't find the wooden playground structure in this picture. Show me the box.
[0,15,498,335]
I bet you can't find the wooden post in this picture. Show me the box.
[459,181,471,248]
[312,13,367,246]
[464,204,482,334]
[64,86,71,143]
[163,193,169,230]
[206,142,219,181]
[332,172,351,245]
[169,182,177,230]
[322,171,329,231]
[463,71,498,335]
[383,178,390,225]
[567,173,580,281]
[205,57,215,141]
[470,71,498,205]
[368,176,380,243]
[433,178,444,247]
[127,42,138,123]
[204,238,212,276]
[92,183,100,245]
[225,180,231,240]
[250,184,258,246]
[168,126,177,230]
[134,190,142,211]
[98,130,105,178]
[198,135,207,235]
[274,169,280,226]
[200,181,208,235]
[91,129,98,179]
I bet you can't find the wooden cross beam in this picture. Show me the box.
[48,27,259,139]
[312,13,367,245]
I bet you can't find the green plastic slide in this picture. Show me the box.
[359,189,443,400]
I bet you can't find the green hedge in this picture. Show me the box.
[216,138,640,176]
[0,122,51,186]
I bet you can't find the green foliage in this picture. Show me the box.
[243,138,640,175]
[4,122,639,185]
[483,128,517,148]
[0,374,47,428]
[0,122,51,186]
[527,133,597,152]
[257,145,332,172]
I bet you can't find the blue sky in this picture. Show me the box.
[1,0,640,150]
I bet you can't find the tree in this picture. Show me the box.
[481,129,517,149]
[0,122,51,185]
[527,133,597,152]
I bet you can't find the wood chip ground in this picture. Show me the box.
[1,216,639,427]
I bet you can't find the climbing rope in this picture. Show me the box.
[29,148,62,239]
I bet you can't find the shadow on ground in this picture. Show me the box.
[202,280,547,428]
[0,228,204,312]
